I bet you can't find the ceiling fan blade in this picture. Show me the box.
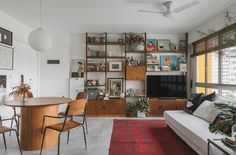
[173,0,200,13]
[138,9,164,14]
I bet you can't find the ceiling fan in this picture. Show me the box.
[138,0,200,17]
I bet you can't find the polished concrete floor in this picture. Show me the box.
[0,117,163,155]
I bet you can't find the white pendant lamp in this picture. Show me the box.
[28,0,53,52]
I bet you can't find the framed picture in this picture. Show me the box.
[0,27,13,46]
[71,59,84,78]
[0,45,14,70]
[160,55,177,71]
[109,61,122,71]
[146,39,157,52]
[108,78,123,98]
[0,75,7,93]
[157,39,170,51]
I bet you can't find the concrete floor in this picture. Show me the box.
[0,117,163,155]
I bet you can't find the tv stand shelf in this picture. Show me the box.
[148,99,187,116]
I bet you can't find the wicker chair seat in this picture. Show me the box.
[0,125,11,133]
[47,121,81,132]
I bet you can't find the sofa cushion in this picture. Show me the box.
[200,92,216,103]
[193,100,221,123]
[184,93,202,114]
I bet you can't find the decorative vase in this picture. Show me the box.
[137,111,146,118]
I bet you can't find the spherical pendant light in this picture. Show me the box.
[28,0,53,52]
[28,28,53,52]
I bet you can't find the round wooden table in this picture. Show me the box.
[4,97,72,151]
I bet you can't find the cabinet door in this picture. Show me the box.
[105,99,126,116]
[148,99,162,116]
[176,99,187,110]
[70,78,84,99]
[87,100,105,116]
[161,100,177,112]
[126,66,145,80]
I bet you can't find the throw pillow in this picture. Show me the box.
[200,92,216,103]
[193,100,215,122]
[184,93,202,114]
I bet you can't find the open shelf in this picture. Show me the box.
[146,50,186,54]
[107,42,126,45]
[87,42,106,45]
[87,56,106,59]
[107,56,126,59]
[126,51,145,53]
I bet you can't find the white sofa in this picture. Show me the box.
[164,110,225,155]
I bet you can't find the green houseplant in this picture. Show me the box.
[209,103,236,136]
[136,97,150,117]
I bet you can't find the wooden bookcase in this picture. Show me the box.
[85,32,188,117]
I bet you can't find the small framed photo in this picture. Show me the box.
[0,45,14,70]
[71,59,84,78]
[157,39,170,51]
[108,78,123,98]
[0,75,7,93]
[171,43,179,51]
[108,61,122,72]
[0,27,13,46]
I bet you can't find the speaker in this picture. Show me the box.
[47,60,60,64]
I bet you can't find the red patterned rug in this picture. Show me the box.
[109,120,197,155]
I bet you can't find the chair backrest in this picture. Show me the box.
[65,99,88,116]
[76,92,88,100]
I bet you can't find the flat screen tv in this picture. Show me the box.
[147,75,186,98]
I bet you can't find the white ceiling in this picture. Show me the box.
[0,0,235,34]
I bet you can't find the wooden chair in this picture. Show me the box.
[58,92,88,137]
[0,115,22,155]
[10,91,33,135]
[40,99,88,155]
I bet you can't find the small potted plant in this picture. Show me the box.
[127,102,136,117]
[136,97,150,118]
[9,84,31,102]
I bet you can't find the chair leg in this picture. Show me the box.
[40,128,47,155]
[67,131,70,144]
[9,116,14,136]
[2,133,7,150]
[85,116,88,134]
[82,126,87,150]
[13,129,22,155]
[16,115,20,134]
[58,133,61,155]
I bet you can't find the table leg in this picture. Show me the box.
[20,105,59,150]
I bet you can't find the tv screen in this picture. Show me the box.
[147,75,186,98]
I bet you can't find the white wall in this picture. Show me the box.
[0,10,38,119]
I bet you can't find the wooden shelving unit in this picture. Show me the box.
[85,32,188,117]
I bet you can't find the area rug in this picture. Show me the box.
[109,120,197,155]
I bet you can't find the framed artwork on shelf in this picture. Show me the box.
[108,78,123,98]
[160,55,177,71]
[0,45,14,70]
[0,75,7,93]
[0,27,12,46]
[179,40,187,50]
[146,39,157,52]
[170,43,179,51]
[108,61,122,71]
[71,59,85,78]
[157,39,170,51]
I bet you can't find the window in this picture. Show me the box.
[207,51,219,84]
[196,55,205,83]
[193,24,236,96]
[222,46,236,85]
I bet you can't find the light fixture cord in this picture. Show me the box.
[40,0,42,28]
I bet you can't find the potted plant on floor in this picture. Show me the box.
[136,97,150,118]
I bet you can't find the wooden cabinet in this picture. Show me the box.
[87,99,126,117]
[126,66,146,80]
[148,99,187,116]
[105,99,126,116]
[148,99,162,116]
[87,100,105,116]
[176,99,187,110]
